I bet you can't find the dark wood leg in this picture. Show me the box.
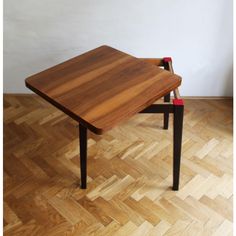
[163,93,170,129]
[163,57,172,130]
[79,123,87,189]
[173,99,184,191]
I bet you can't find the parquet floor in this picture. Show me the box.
[3,95,233,236]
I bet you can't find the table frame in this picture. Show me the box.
[79,57,184,191]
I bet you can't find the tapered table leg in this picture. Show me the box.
[173,99,184,191]
[79,123,87,189]
[163,93,170,129]
[163,57,172,130]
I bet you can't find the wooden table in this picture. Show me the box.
[25,45,184,190]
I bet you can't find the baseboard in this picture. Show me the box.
[172,96,233,100]
[4,93,35,97]
[3,93,233,100]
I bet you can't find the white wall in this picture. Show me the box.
[4,0,233,96]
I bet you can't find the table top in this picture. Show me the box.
[25,45,181,134]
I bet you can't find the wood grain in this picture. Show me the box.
[140,58,164,67]
[25,45,181,134]
[3,95,233,235]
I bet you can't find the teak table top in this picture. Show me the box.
[25,45,181,134]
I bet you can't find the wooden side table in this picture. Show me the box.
[25,45,184,190]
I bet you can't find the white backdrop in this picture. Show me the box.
[4,0,233,96]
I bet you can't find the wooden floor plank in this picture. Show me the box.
[3,95,233,235]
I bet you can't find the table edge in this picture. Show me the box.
[25,80,103,134]
[25,77,181,135]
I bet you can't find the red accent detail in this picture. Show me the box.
[163,57,172,62]
[173,99,184,106]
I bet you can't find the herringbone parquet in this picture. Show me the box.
[3,95,233,236]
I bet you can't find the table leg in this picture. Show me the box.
[163,93,170,129]
[173,99,184,190]
[79,123,87,189]
[163,57,172,130]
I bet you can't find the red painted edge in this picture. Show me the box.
[163,57,172,62]
[173,99,184,106]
